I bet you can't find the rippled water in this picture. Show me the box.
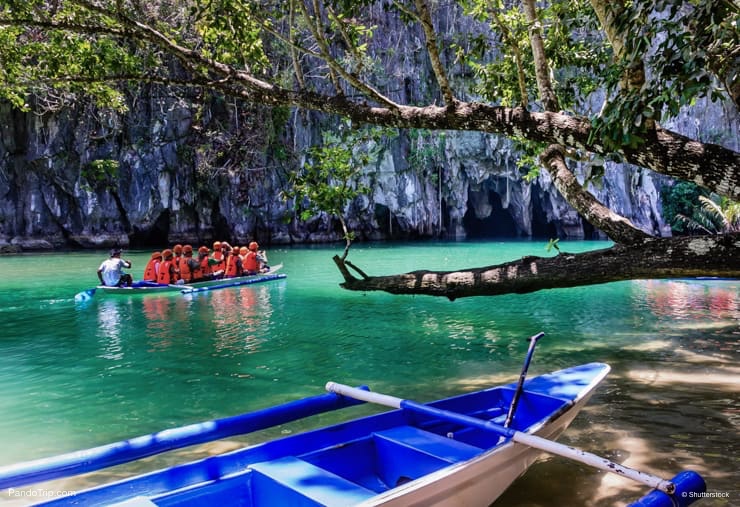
[0,241,737,506]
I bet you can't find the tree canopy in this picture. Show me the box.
[1,0,738,297]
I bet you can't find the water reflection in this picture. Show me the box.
[141,296,192,351]
[96,299,127,361]
[634,280,739,322]
[184,286,277,355]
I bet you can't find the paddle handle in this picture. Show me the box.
[325,382,676,494]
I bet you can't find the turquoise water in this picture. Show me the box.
[0,241,737,506]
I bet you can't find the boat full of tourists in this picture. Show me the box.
[96,263,285,295]
[74,264,285,302]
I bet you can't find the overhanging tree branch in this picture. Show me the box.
[521,0,649,244]
[1,6,737,199]
[334,234,740,299]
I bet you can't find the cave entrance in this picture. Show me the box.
[374,203,403,238]
[531,189,558,239]
[462,190,519,238]
[130,210,171,248]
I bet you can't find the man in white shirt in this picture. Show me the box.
[97,248,133,287]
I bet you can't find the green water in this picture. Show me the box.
[0,241,737,506]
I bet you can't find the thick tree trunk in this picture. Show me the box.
[333,234,740,300]
[522,0,559,112]
[540,145,651,244]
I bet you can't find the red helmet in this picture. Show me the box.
[151,251,162,259]
[173,244,183,254]
[248,241,259,251]
[162,249,173,259]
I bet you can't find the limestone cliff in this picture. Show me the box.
[1,6,738,252]
[1,88,737,252]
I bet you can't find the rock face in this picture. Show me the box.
[0,26,738,251]
[1,90,737,251]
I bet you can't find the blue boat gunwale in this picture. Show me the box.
[0,388,365,490]
[15,362,612,506]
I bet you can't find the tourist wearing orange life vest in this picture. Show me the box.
[188,246,207,282]
[211,241,226,272]
[223,245,243,277]
[172,244,183,282]
[190,246,222,282]
[156,249,179,285]
[178,245,196,283]
[143,251,162,282]
[243,241,269,275]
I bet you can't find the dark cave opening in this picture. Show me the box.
[462,190,519,238]
[130,210,171,247]
[531,189,558,239]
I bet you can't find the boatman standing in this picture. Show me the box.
[97,248,133,287]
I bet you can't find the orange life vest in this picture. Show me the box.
[190,260,202,281]
[157,260,173,284]
[243,251,259,273]
[225,255,240,277]
[199,256,213,277]
[179,257,193,282]
[143,259,159,282]
[212,251,225,272]
[172,255,182,281]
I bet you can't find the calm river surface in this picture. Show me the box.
[0,241,737,506]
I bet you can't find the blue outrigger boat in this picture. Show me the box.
[74,265,285,302]
[0,334,705,506]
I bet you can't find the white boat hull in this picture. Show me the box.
[361,381,598,506]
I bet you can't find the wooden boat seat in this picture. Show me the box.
[373,425,483,463]
[249,456,376,506]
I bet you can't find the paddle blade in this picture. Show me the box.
[74,288,96,303]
